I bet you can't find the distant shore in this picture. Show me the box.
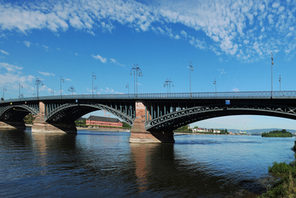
[174,132,250,136]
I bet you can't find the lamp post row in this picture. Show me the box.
[0,57,284,100]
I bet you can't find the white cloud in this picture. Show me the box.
[1,1,296,59]
[0,49,9,55]
[109,58,124,67]
[38,71,55,77]
[92,54,107,63]
[23,41,31,48]
[0,62,35,98]
[0,62,22,72]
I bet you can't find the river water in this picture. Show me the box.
[0,129,295,198]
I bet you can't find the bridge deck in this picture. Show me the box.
[1,91,296,104]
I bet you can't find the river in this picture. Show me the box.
[0,129,295,197]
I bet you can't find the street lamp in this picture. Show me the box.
[213,79,217,93]
[279,74,282,91]
[125,83,129,95]
[18,82,23,99]
[271,53,274,98]
[2,87,7,100]
[68,86,75,95]
[163,79,173,94]
[60,77,64,99]
[35,78,43,99]
[188,63,194,96]
[92,73,96,96]
[131,64,142,96]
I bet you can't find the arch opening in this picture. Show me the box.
[0,105,37,130]
[147,108,296,132]
[45,103,134,130]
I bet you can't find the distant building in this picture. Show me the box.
[86,116,123,127]
[213,129,221,134]
[192,128,209,133]
[192,128,222,133]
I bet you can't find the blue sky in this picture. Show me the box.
[1,0,296,129]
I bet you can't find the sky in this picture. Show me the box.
[1,0,296,129]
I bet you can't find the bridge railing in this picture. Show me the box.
[2,91,296,103]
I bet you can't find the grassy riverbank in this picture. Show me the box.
[259,144,296,197]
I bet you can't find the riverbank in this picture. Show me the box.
[174,131,250,136]
[259,141,296,197]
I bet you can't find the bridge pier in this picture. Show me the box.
[31,101,77,134]
[129,102,174,143]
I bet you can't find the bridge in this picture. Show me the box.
[1,91,296,143]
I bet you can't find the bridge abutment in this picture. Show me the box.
[31,101,77,134]
[129,102,174,143]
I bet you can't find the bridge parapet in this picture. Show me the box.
[2,91,296,104]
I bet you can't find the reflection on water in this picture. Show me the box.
[0,129,294,197]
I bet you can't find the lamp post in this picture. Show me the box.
[35,78,43,99]
[279,74,282,91]
[213,79,217,93]
[18,82,23,99]
[125,83,129,95]
[68,86,75,95]
[2,87,7,100]
[188,63,194,96]
[271,53,274,98]
[131,64,142,96]
[60,77,64,99]
[92,73,96,96]
[163,79,173,94]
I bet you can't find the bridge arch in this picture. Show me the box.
[146,106,296,132]
[0,104,39,122]
[45,103,134,125]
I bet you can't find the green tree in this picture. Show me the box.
[24,114,34,124]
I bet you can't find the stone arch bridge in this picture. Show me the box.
[1,91,296,143]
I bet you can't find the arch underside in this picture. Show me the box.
[0,105,38,122]
[46,103,134,125]
[146,107,296,132]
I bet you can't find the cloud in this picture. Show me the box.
[0,62,23,72]
[38,71,55,77]
[98,87,122,94]
[110,58,125,67]
[23,41,31,48]
[0,49,9,55]
[92,54,107,63]
[93,53,125,66]
[1,1,296,59]
[0,62,35,98]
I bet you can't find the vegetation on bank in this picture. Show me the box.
[261,129,293,137]
[259,141,296,198]
[259,156,296,197]
[24,114,34,124]
[174,125,192,133]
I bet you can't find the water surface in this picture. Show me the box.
[0,129,294,197]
